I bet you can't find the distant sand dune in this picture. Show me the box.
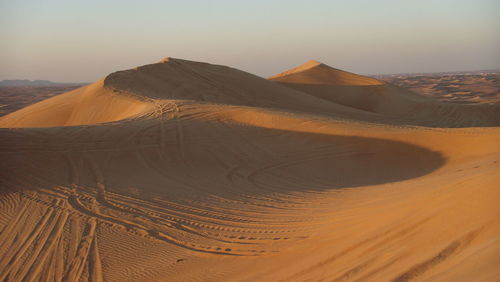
[270,60,500,127]
[0,58,499,281]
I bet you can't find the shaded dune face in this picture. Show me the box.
[103,58,365,113]
[0,119,444,198]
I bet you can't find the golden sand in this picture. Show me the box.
[0,58,499,281]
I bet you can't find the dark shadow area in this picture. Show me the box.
[275,82,500,128]
[0,117,445,201]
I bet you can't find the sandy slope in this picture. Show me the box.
[0,58,499,281]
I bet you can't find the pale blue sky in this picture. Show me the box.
[1,0,499,82]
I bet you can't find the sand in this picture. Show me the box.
[0,57,499,281]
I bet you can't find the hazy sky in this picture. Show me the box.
[1,0,499,82]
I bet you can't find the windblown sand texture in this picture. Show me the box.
[0,58,499,281]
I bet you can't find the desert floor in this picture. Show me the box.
[378,72,499,104]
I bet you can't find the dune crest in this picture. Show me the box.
[269,59,383,86]
[0,57,499,281]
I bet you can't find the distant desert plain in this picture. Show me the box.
[0,58,499,281]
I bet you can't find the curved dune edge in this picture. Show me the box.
[0,58,499,281]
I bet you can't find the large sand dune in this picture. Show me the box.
[0,58,499,281]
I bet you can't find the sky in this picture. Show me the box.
[0,0,499,82]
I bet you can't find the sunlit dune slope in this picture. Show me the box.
[0,79,154,128]
[0,57,499,282]
[270,60,500,127]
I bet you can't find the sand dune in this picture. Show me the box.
[0,58,382,128]
[0,58,499,281]
[269,60,383,86]
[270,60,500,127]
